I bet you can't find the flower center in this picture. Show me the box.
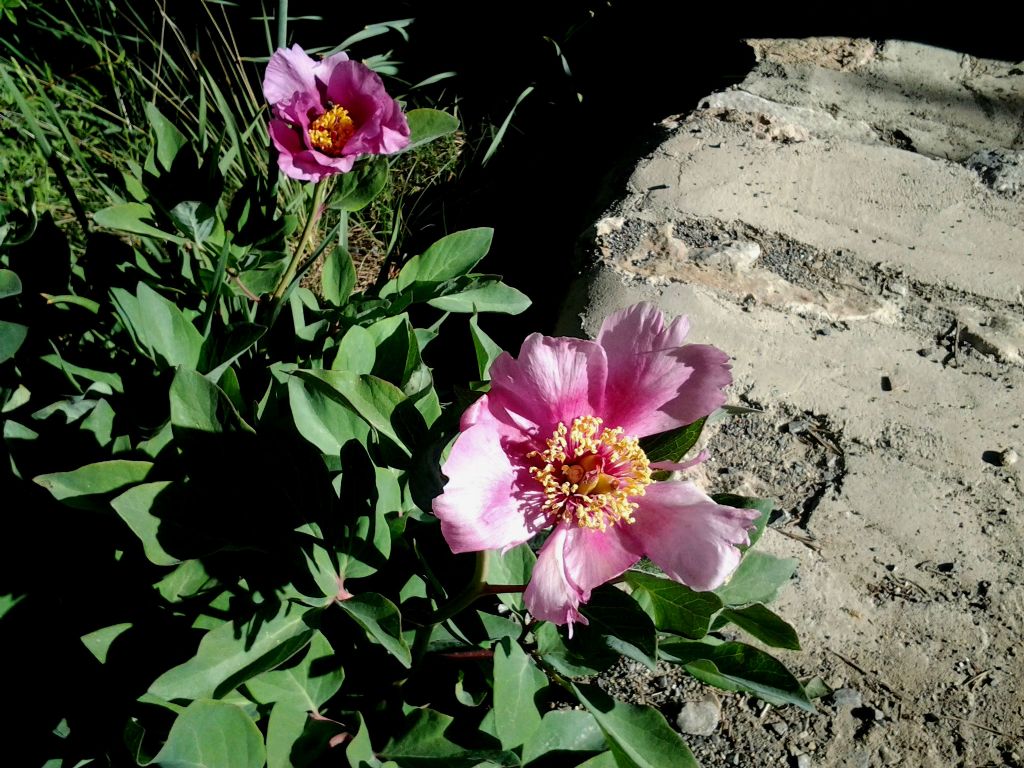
[528,415,651,531]
[308,105,356,155]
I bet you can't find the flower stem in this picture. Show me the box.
[270,181,326,303]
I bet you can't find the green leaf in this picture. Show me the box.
[624,571,722,639]
[80,398,115,446]
[493,638,546,750]
[718,603,801,650]
[171,368,253,434]
[321,245,357,306]
[427,279,530,315]
[111,283,203,369]
[81,623,132,664]
[145,103,188,172]
[484,543,535,612]
[287,375,370,456]
[468,314,503,379]
[403,108,459,152]
[148,603,317,701]
[110,481,181,566]
[0,269,22,299]
[292,370,408,451]
[0,320,28,363]
[94,203,185,244]
[522,710,606,766]
[266,702,308,768]
[330,156,389,211]
[659,640,813,711]
[346,712,382,768]
[34,459,153,507]
[169,201,216,245]
[578,586,657,670]
[245,631,343,710]
[395,228,493,293]
[380,709,519,766]
[332,324,376,374]
[156,560,214,604]
[337,592,411,668]
[714,551,798,607]
[573,683,699,768]
[535,622,617,679]
[639,417,706,465]
[146,700,265,768]
[576,753,618,768]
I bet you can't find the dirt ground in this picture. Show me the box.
[565,38,1024,768]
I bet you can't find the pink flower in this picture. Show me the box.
[263,44,410,182]
[433,303,759,630]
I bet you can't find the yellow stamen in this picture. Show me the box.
[308,105,356,155]
[528,416,651,531]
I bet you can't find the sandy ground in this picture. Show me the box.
[562,39,1024,768]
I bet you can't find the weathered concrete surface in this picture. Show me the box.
[567,39,1023,768]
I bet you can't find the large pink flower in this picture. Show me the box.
[263,45,410,182]
[433,303,759,629]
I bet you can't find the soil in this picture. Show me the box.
[569,38,1024,768]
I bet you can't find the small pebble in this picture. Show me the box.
[796,754,813,768]
[997,448,1019,466]
[830,688,862,710]
[768,720,789,737]
[676,695,721,736]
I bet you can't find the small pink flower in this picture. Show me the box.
[263,44,410,182]
[433,303,759,630]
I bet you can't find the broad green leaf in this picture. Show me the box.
[245,632,343,710]
[81,623,132,664]
[169,201,216,245]
[714,551,798,607]
[346,712,382,768]
[146,699,264,768]
[292,370,408,451]
[321,245,357,305]
[468,314,503,379]
[576,753,618,768]
[40,352,124,393]
[337,593,411,668]
[34,460,153,506]
[148,603,317,701]
[573,683,699,768]
[266,702,308,768]
[493,638,546,749]
[332,324,376,374]
[403,108,459,152]
[110,481,181,566]
[0,593,25,619]
[136,283,203,370]
[80,398,115,446]
[522,710,606,766]
[171,368,253,434]
[427,279,530,315]
[380,709,519,766]
[0,320,27,363]
[330,156,388,211]
[145,102,188,171]
[718,603,801,650]
[578,586,657,670]
[94,203,185,244]
[639,417,706,465]
[287,376,370,456]
[484,543,535,612]
[535,622,617,679]
[624,571,722,639]
[156,560,214,604]
[659,640,813,711]
[0,269,21,299]
[395,228,493,292]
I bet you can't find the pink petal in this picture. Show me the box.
[312,50,350,84]
[433,421,548,554]
[488,334,608,437]
[523,525,587,629]
[562,525,641,603]
[324,61,410,158]
[263,44,317,104]
[650,449,709,472]
[621,481,759,591]
[597,303,731,437]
